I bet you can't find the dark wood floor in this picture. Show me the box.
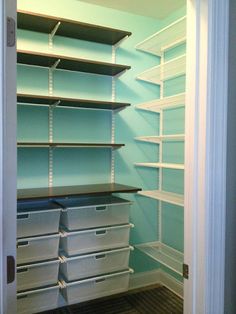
[40,286,183,314]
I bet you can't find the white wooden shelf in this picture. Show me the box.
[136,16,186,56]
[135,162,184,170]
[136,241,183,275]
[138,190,184,206]
[136,54,186,85]
[136,93,185,113]
[135,134,184,143]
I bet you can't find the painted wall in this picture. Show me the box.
[17,0,185,275]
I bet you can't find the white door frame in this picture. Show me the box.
[0,0,17,313]
[185,0,229,313]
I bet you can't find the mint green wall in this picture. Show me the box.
[17,0,185,275]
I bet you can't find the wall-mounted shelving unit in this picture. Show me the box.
[136,93,185,112]
[136,16,186,56]
[136,54,186,85]
[17,183,141,201]
[17,93,130,110]
[135,134,184,143]
[17,10,141,314]
[138,190,184,207]
[17,142,125,148]
[17,50,131,76]
[136,242,184,275]
[135,162,184,170]
[17,10,132,45]
[134,16,186,283]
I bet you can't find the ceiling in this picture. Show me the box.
[78,0,186,19]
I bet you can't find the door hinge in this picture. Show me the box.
[7,17,15,47]
[7,255,15,284]
[183,263,189,279]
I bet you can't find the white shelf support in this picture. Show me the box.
[49,21,61,49]
[111,45,116,183]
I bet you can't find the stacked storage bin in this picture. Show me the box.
[16,200,62,313]
[57,195,133,305]
[16,196,133,313]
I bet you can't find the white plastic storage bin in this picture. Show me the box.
[17,200,61,238]
[57,196,131,230]
[60,246,132,281]
[62,269,131,305]
[17,259,60,292]
[17,285,60,314]
[60,224,133,256]
[17,234,60,265]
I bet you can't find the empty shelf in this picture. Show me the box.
[135,134,185,143]
[135,162,184,170]
[17,183,142,200]
[137,55,186,85]
[138,190,184,206]
[17,142,124,149]
[17,94,130,111]
[17,50,131,76]
[136,16,186,56]
[136,93,185,112]
[136,242,183,275]
[17,10,132,45]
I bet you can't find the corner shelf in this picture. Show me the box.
[136,241,183,275]
[136,16,186,56]
[138,190,184,207]
[17,93,130,111]
[135,134,184,143]
[17,10,132,46]
[17,142,124,149]
[136,54,186,85]
[17,50,131,76]
[136,93,185,113]
[135,162,184,170]
[17,183,142,200]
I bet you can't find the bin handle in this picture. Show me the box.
[95,254,106,260]
[17,268,29,273]
[17,214,29,220]
[95,206,107,211]
[17,295,28,300]
[95,278,106,284]
[95,230,107,236]
[17,241,29,247]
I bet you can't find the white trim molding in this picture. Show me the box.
[1,0,17,313]
[185,0,229,313]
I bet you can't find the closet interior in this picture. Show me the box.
[16,0,186,313]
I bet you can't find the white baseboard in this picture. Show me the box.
[159,270,184,299]
[129,269,161,290]
[129,269,183,299]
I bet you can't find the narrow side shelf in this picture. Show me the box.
[135,162,184,170]
[17,50,131,76]
[135,134,184,143]
[17,10,132,45]
[17,142,124,149]
[136,93,185,112]
[136,55,186,85]
[17,94,130,111]
[138,190,184,206]
[136,241,183,275]
[17,183,142,200]
[136,16,186,56]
